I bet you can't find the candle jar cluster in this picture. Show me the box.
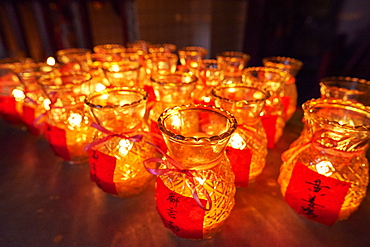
[14,40,370,239]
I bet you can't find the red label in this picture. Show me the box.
[281,96,290,120]
[143,85,156,107]
[156,177,206,239]
[23,105,41,135]
[261,115,278,149]
[45,124,71,161]
[0,96,22,124]
[150,119,167,153]
[226,147,252,188]
[193,98,215,106]
[89,150,118,195]
[285,161,351,225]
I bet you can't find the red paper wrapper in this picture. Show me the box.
[45,124,70,161]
[0,96,22,124]
[23,105,40,135]
[226,147,252,188]
[285,161,351,225]
[156,177,206,239]
[261,114,278,149]
[149,119,167,153]
[143,85,156,109]
[89,150,118,195]
[281,96,290,120]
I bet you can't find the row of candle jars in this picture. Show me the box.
[3,52,370,237]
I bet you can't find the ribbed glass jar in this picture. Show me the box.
[262,56,303,121]
[39,71,94,164]
[242,67,288,148]
[212,84,268,187]
[85,87,155,198]
[152,104,237,239]
[278,98,370,225]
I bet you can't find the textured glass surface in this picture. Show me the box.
[158,104,237,239]
[279,98,370,221]
[212,84,268,182]
[86,87,155,198]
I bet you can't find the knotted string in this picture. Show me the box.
[85,122,144,151]
[144,142,213,211]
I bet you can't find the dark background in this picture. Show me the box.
[1,0,369,105]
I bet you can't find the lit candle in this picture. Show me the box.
[39,71,94,164]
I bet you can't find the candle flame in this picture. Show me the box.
[316,160,334,176]
[95,83,106,92]
[195,177,206,185]
[170,115,182,128]
[229,133,246,149]
[202,96,211,103]
[46,57,56,66]
[12,88,25,101]
[118,139,133,156]
[43,99,51,110]
[68,113,83,127]
[111,64,121,72]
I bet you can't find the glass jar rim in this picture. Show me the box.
[85,87,148,109]
[262,56,303,68]
[212,84,270,105]
[320,76,370,87]
[150,72,198,86]
[93,44,125,54]
[38,71,92,89]
[158,104,237,143]
[303,98,370,131]
[216,51,251,60]
[56,48,92,57]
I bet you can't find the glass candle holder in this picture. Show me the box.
[262,56,303,121]
[84,53,109,93]
[289,76,370,150]
[242,67,288,148]
[14,62,54,135]
[278,98,370,225]
[124,47,148,80]
[320,76,370,105]
[178,46,208,75]
[56,48,92,72]
[0,63,24,124]
[93,44,126,62]
[85,87,155,198]
[102,60,141,88]
[126,40,150,53]
[217,51,250,83]
[149,72,197,151]
[39,71,94,164]
[212,84,269,187]
[143,52,178,106]
[144,52,178,76]
[145,104,237,239]
[148,43,177,54]
[193,59,224,105]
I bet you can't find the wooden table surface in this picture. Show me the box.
[1,110,370,247]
